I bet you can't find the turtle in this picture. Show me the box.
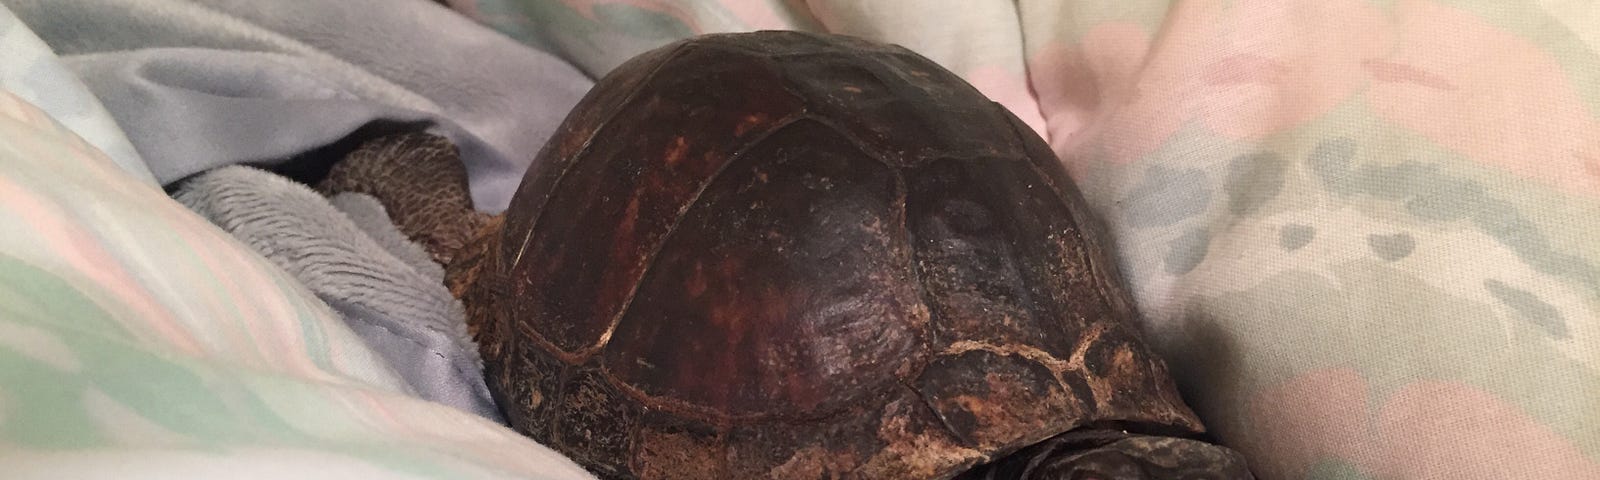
[320,30,1253,480]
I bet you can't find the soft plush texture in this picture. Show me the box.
[450,1,1600,478]
[329,192,450,282]
[0,87,595,478]
[0,0,594,213]
[172,165,499,423]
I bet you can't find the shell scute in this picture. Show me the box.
[477,31,1208,479]
[602,119,925,421]
[501,43,807,356]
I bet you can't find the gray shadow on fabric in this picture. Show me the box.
[1162,305,1247,447]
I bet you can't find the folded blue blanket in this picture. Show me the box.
[174,164,501,421]
[3,0,594,213]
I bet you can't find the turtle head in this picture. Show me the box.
[960,431,1252,480]
[319,132,497,268]
[317,131,503,332]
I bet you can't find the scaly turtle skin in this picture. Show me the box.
[320,132,491,268]
[324,31,1252,480]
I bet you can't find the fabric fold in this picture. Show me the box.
[173,164,501,422]
[0,3,152,183]
[3,0,594,212]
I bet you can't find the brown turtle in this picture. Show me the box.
[321,31,1252,479]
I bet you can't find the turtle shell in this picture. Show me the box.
[469,31,1203,479]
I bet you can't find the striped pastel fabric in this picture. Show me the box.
[453,1,1600,478]
[0,88,593,479]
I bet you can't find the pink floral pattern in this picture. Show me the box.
[1245,369,1600,480]
[1029,0,1391,167]
[1028,0,1600,196]
[1367,0,1600,195]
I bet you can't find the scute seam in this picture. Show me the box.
[999,108,1136,339]
[594,364,897,428]
[900,378,971,448]
[576,112,809,361]
[511,43,692,271]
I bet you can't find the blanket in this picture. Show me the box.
[1,0,593,213]
[0,88,593,479]
[173,164,500,423]
[0,5,151,183]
